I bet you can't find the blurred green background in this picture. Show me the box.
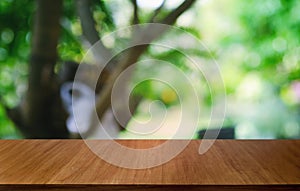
[0,0,299,139]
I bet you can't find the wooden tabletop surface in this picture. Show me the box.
[0,140,299,190]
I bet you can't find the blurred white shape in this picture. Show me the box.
[177,10,194,27]
[137,0,164,9]
[236,73,263,101]
[165,0,184,9]
[60,82,94,134]
[61,82,120,138]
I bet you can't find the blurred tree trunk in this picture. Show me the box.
[8,0,69,138]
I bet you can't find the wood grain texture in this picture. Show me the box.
[0,140,299,191]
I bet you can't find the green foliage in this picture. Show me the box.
[94,0,115,31]
[0,105,21,139]
[0,0,299,139]
[236,0,300,84]
[0,0,34,138]
[208,0,300,138]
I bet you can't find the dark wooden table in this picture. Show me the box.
[0,140,299,190]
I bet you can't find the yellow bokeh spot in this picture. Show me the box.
[161,88,177,104]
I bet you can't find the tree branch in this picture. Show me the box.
[149,0,166,23]
[130,0,140,24]
[94,46,147,118]
[76,0,113,69]
[91,0,196,132]
[160,0,196,25]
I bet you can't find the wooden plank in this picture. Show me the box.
[0,140,299,190]
[0,185,299,191]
